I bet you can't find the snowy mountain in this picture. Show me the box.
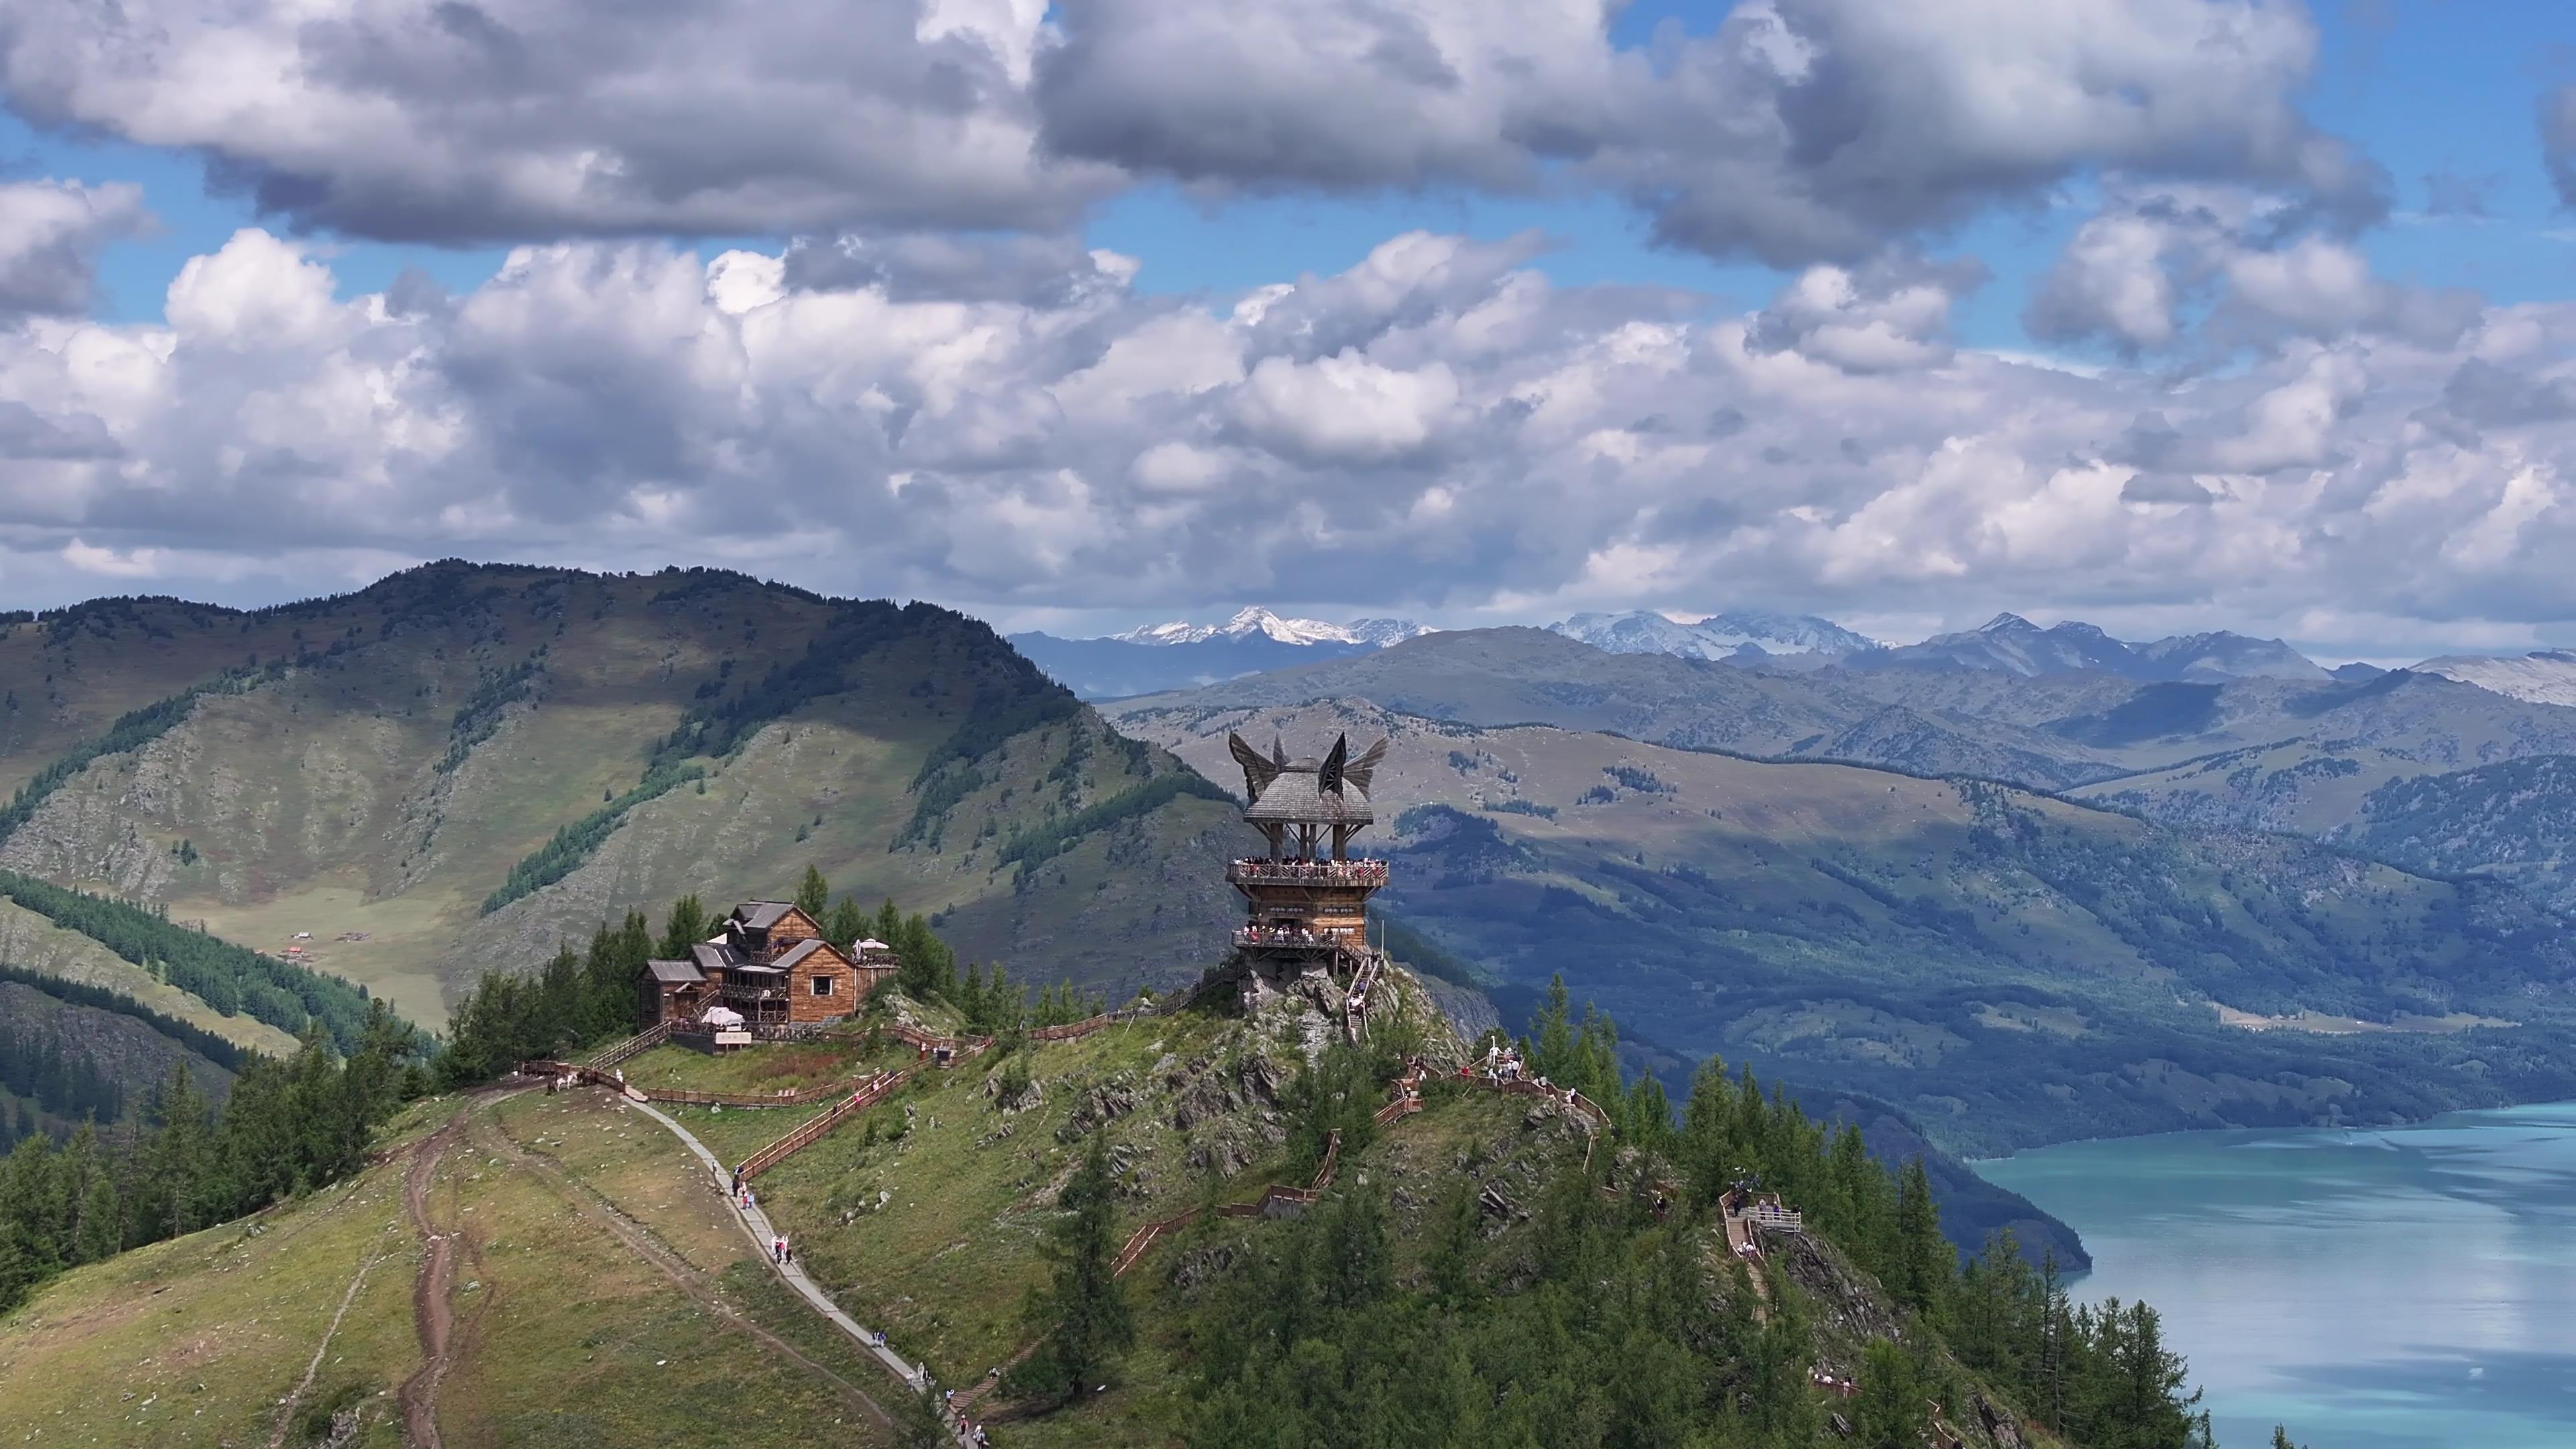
[2410,649,2576,706]
[1109,606,1433,649]
[1012,607,1433,699]
[1547,609,1879,663]
[1851,614,2327,682]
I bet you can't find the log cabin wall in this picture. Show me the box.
[786,943,861,1024]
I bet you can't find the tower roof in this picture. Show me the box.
[1230,731,1388,826]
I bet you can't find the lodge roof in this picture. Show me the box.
[690,941,743,974]
[645,958,704,984]
[731,900,799,930]
[772,937,843,971]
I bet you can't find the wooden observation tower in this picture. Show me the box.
[1224,731,1392,988]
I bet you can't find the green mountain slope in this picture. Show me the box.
[0,564,1241,1027]
[2328,754,2576,912]
[0,975,2200,1449]
[1125,701,2576,1155]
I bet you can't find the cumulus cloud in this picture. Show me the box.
[2028,184,2472,355]
[0,0,1116,241]
[2,0,2376,269]
[1748,256,1981,372]
[1041,0,2379,268]
[0,180,150,319]
[3,221,2576,658]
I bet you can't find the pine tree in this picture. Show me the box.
[794,865,830,918]
[1892,1157,1952,1321]
[824,894,867,949]
[660,896,710,958]
[1853,1339,1929,1449]
[1024,1130,1133,1402]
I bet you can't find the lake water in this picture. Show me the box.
[1980,1103,2576,1449]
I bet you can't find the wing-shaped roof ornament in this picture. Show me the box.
[1318,733,1350,795]
[1227,731,1283,801]
[1344,736,1389,796]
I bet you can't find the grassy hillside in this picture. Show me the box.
[1123,702,2576,1155]
[0,896,299,1057]
[0,1091,896,1448]
[1,968,2250,1449]
[0,563,1242,1027]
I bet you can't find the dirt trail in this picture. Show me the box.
[266,1237,391,1449]
[396,1114,468,1449]
[478,1106,892,1430]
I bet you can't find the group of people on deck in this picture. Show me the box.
[1230,857,1388,883]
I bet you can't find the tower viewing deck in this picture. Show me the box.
[1224,731,1391,983]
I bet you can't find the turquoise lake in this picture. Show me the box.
[1980,1102,2576,1449]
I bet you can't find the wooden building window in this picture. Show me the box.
[810,975,834,997]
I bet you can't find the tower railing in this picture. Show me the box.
[1226,857,1388,886]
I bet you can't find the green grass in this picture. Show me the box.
[621,1036,912,1097]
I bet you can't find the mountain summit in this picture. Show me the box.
[1110,606,1432,648]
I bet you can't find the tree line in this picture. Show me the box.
[1010,977,2274,1448]
[0,869,389,1054]
[0,1001,420,1316]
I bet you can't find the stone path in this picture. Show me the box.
[621,1097,975,1444]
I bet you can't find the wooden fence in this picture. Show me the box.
[1106,1128,1344,1280]
[582,1021,672,1071]
[739,1069,911,1179]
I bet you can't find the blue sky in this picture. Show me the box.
[22,1,2573,354]
[5,0,2576,660]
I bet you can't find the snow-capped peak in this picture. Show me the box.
[1548,608,1878,661]
[1108,607,1433,648]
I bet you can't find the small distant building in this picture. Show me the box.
[636,899,892,1030]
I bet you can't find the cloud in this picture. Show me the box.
[3,0,2377,268]
[2027,184,2472,355]
[2543,83,2576,207]
[0,0,1116,241]
[1040,0,2379,268]
[0,180,150,319]
[1748,254,1982,372]
[5,221,2576,656]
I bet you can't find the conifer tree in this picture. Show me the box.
[794,865,830,918]
[824,894,867,949]
[1022,1130,1133,1402]
[1892,1157,1953,1321]
[660,896,710,958]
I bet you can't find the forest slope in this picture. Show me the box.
[0,564,1239,1026]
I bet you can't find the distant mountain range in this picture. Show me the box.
[1843,613,2330,682]
[2411,649,2576,706]
[1546,608,1880,663]
[1010,607,1434,699]
[1110,606,1434,649]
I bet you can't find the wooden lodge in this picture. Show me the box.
[637,900,902,1031]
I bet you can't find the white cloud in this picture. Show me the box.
[1,220,2575,656]
[0,180,150,318]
